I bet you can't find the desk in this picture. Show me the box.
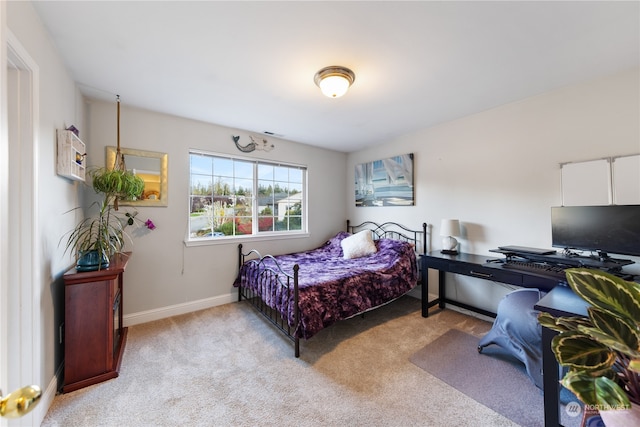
[420,251,569,427]
[535,286,588,427]
[420,251,560,318]
[421,251,637,426]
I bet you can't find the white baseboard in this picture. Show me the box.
[123,293,236,327]
[32,364,62,426]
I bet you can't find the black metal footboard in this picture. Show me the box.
[237,244,301,357]
[236,221,429,358]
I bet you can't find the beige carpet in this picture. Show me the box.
[410,329,580,427]
[42,296,521,427]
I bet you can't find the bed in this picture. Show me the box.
[234,220,428,357]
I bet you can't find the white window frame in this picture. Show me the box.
[185,149,308,246]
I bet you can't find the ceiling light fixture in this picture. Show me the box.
[314,66,355,98]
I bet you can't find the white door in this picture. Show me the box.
[2,27,41,426]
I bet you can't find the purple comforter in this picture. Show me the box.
[234,232,418,339]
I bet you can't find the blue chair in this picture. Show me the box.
[477,288,543,389]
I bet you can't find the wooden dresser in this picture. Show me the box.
[62,252,130,393]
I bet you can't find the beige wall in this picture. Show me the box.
[5,1,639,422]
[348,68,640,313]
[5,1,85,423]
[7,2,347,421]
[85,100,347,319]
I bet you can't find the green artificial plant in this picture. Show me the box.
[538,268,640,411]
[64,96,153,269]
[64,156,145,267]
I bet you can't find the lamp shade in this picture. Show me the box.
[440,219,460,237]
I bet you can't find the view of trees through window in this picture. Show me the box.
[189,151,305,239]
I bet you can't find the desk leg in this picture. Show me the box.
[420,259,449,317]
[541,326,561,427]
[438,270,446,310]
[421,265,429,318]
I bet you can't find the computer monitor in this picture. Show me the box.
[551,205,640,258]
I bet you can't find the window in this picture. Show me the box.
[189,150,306,240]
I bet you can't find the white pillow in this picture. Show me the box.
[341,230,377,259]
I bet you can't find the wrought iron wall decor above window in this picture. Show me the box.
[232,135,275,153]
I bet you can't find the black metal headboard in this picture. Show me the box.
[346,220,428,254]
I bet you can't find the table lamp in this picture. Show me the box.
[440,219,460,255]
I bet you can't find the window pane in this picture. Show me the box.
[189,154,213,238]
[234,178,253,197]
[235,160,253,180]
[289,168,302,183]
[256,162,305,234]
[258,164,274,180]
[258,216,274,232]
[289,183,303,195]
[258,180,274,195]
[236,217,252,235]
[213,157,233,176]
[274,166,289,182]
[190,174,212,195]
[191,155,213,175]
[189,151,305,240]
[275,181,289,197]
[213,176,233,195]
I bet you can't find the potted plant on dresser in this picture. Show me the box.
[64,96,158,271]
[538,268,640,426]
[64,161,146,271]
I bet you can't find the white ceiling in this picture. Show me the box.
[32,1,639,153]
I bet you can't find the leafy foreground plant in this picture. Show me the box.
[538,268,640,411]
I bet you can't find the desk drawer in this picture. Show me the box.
[522,274,560,292]
[423,258,450,271]
[450,263,523,286]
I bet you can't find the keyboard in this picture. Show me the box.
[502,260,567,281]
